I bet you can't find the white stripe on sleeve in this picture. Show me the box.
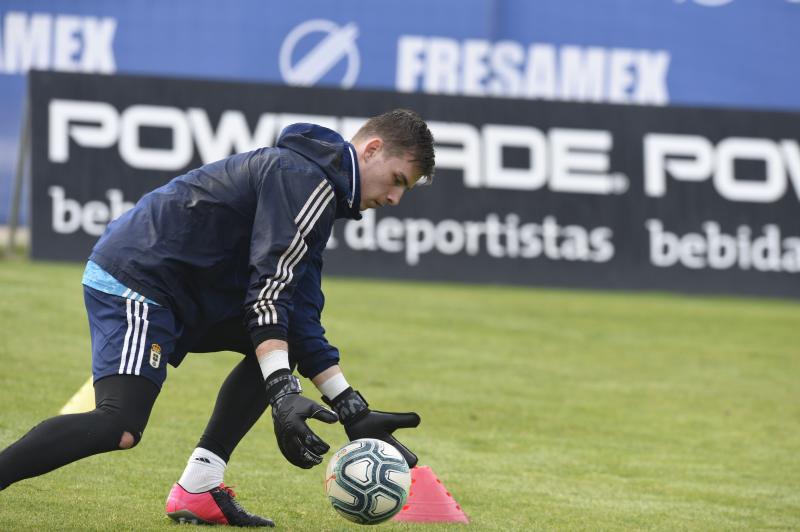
[252,179,334,327]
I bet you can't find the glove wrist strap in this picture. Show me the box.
[265,369,302,406]
[326,387,369,424]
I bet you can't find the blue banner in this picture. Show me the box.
[2,0,799,223]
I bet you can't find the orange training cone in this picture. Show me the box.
[393,466,469,523]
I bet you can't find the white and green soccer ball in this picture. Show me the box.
[324,438,411,525]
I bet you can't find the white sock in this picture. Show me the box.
[178,448,227,493]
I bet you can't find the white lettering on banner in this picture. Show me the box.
[396,36,670,105]
[646,219,800,273]
[644,134,800,203]
[432,121,629,194]
[342,210,614,266]
[49,99,354,171]
[48,99,799,204]
[50,100,628,195]
[119,105,193,170]
[49,186,134,236]
[49,100,118,162]
[187,109,275,163]
[0,11,116,74]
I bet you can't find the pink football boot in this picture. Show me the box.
[166,483,274,527]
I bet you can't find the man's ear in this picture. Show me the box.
[362,138,383,161]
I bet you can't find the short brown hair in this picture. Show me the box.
[352,109,435,182]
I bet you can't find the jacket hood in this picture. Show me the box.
[276,123,362,220]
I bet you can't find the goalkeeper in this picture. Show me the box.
[0,109,434,527]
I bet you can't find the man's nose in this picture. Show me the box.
[386,188,405,205]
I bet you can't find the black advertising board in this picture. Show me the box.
[29,71,800,298]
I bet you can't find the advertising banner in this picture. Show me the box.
[3,0,800,225]
[30,72,800,298]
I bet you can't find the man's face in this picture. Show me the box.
[358,139,421,211]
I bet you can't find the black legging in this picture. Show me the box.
[0,375,159,489]
[196,354,270,462]
[183,318,270,463]
[0,319,270,490]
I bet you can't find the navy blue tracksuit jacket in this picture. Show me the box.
[89,123,362,378]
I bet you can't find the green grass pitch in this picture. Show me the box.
[0,259,798,531]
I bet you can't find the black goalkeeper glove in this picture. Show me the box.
[324,387,421,468]
[266,369,338,469]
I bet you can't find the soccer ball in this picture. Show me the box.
[324,438,411,525]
